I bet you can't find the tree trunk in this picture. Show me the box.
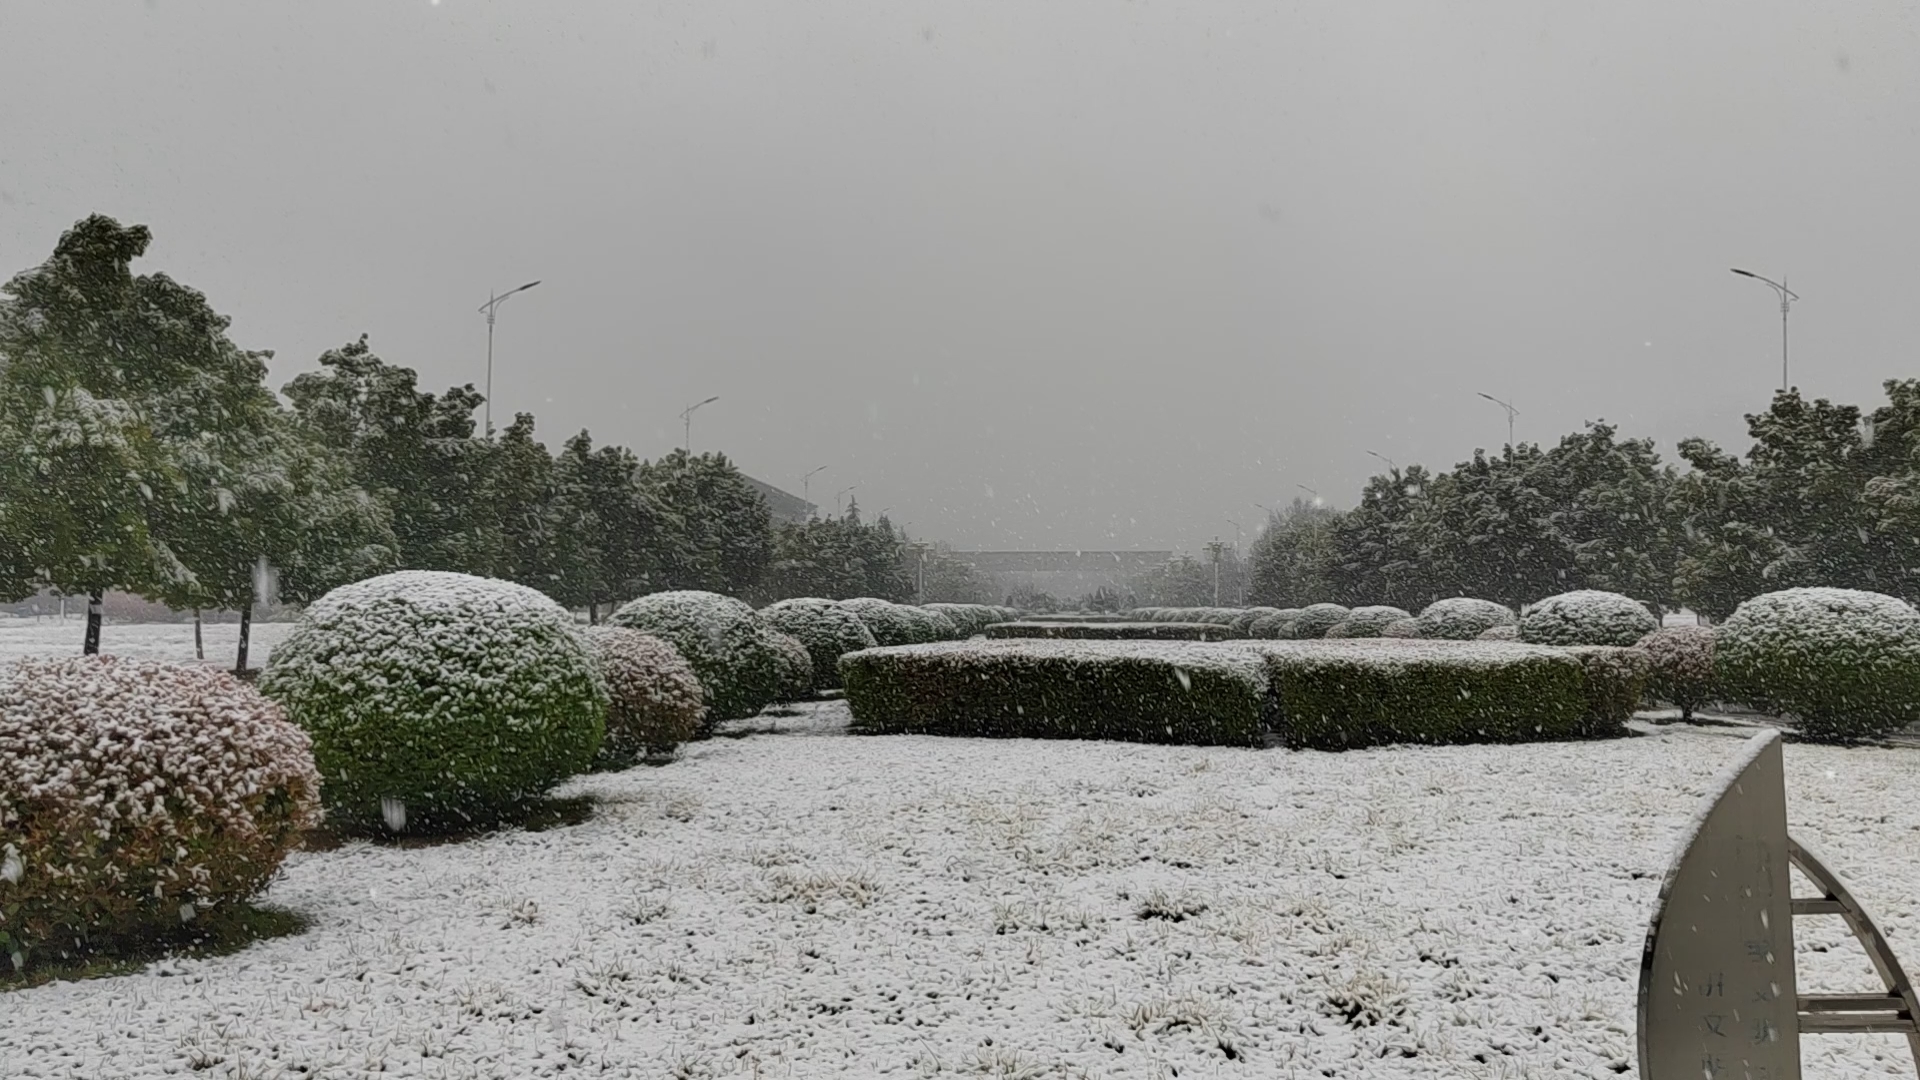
[236,599,253,674]
[194,608,205,660]
[83,590,104,655]
[588,600,599,625]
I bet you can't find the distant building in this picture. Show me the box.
[742,476,815,525]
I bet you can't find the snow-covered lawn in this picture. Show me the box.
[5,693,1920,1079]
[0,616,296,667]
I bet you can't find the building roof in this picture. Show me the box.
[742,475,816,524]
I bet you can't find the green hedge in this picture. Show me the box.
[983,621,1233,641]
[1559,645,1652,737]
[1254,640,1588,750]
[839,640,1269,746]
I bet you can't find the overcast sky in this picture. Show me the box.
[3,1,1916,552]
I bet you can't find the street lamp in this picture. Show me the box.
[836,484,859,518]
[1366,450,1398,472]
[1730,268,1800,392]
[801,465,828,518]
[478,279,541,437]
[680,396,719,453]
[1476,392,1518,450]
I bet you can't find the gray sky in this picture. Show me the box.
[4,1,1917,553]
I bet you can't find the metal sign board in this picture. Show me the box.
[1639,729,1800,1080]
[1639,729,1920,1079]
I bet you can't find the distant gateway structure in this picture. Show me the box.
[945,550,1173,599]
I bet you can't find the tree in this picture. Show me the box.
[757,500,913,602]
[636,449,772,596]
[284,335,501,576]
[0,215,185,652]
[1247,498,1342,607]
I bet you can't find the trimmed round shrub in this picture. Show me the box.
[1416,597,1518,641]
[1287,603,1352,640]
[609,591,781,723]
[1477,624,1521,641]
[1229,608,1277,638]
[0,656,322,968]
[908,606,961,642]
[761,598,878,691]
[1717,588,1920,741]
[1381,618,1423,638]
[262,571,607,831]
[842,597,921,646]
[1519,590,1658,647]
[766,630,815,702]
[1636,625,1718,721]
[927,603,1000,637]
[583,627,706,758]
[1251,608,1304,639]
[1330,605,1412,638]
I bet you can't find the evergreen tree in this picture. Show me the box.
[636,449,772,596]
[0,215,186,651]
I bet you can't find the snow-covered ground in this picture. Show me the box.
[5,687,1920,1078]
[0,615,296,667]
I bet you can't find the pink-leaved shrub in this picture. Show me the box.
[583,627,707,758]
[0,656,322,970]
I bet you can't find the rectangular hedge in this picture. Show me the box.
[1250,639,1591,750]
[983,621,1233,642]
[839,640,1269,746]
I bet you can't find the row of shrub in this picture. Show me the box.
[0,573,1015,971]
[840,636,1651,751]
[1065,587,1920,741]
[984,620,1232,641]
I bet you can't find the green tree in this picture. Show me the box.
[1247,497,1342,607]
[0,215,184,652]
[284,335,501,576]
[636,449,772,596]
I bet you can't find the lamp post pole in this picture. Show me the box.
[802,465,828,519]
[478,280,541,438]
[836,484,859,519]
[1476,392,1518,451]
[1731,268,1799,392]
[680,396,719,453]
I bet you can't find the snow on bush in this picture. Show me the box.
[582,627,706,759]
[1230,607,1280,638]
[1286,603,1352,640]
[924,603,1002,637]
[1415,597,1518,641]
[761,598,878,691]
[0,656,322,968]
[840,597,922,647]
[1478,624,1521,641]
[841,639,1269,746]
[608,590,781,724]
[904,606,961,643]
[1250,608,1303,639]
[1635,625,1718,721]
[1249,639,1587,750]
[1559,645,1652,737]
[1518,590,1657,647]
[766,630,814,702]
[260,570,607,832]
[1717,587,1920,741]
[1324,605,1411,639]
[983,621,1232,641]
[1380,618,1423,638]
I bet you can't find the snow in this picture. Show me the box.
[0,616,298,667]
[4,694,1919,1077]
